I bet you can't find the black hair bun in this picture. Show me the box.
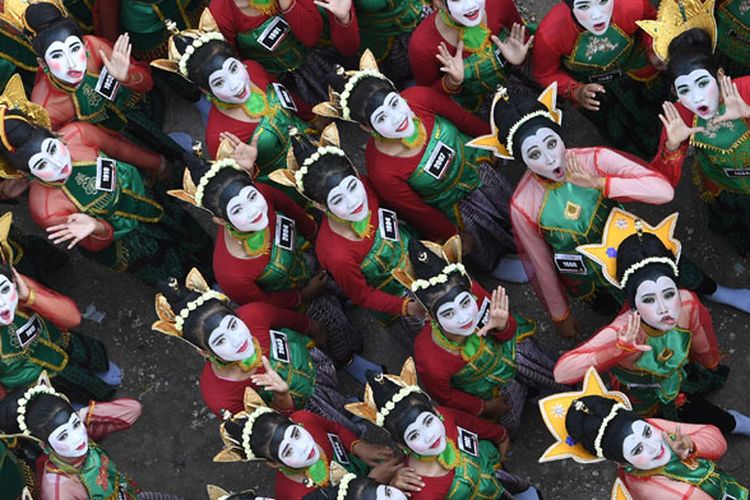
[667,28,713,59]
[23,2,66,35]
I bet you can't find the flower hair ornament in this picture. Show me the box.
[167,153,245,211]
[11,371,70,439]
[0,0,69,37]
[151,267,229,348]
[576,208,681,289]
[636,0,717,62]
[468,82,562,160]
[151,8,226,78]
[214,387,276,463]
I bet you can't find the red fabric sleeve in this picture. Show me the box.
[238,301,312,333]
[328,7,360,57]
[92,0,120,42]
[487,0,523,30]
[684,291,721,370]
[648,418,727,460]
[85,36,153,92]
[80,398,142,440]
[209,0,241,50]
[652,103,693,187]
[408,12,442,88]
[22,275,82,330]
[403,87,490,137]
[260,184,317,240]
[282,0,324,47]
[443,406,507,444]
[531,5,582,102]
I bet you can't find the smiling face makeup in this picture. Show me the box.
[571,0,614,36]
[520,127,566,181]
[0,274,18,326]
[43,35,87,86]
[634,276,681,331]
[207,314,254,362]
[621,420,671,470]
[326,175,369,222]
[445,0,486,27]
[376,485,408,500]
[403,410,447,456]
[27,137,72,183]
[435,291,479,336]
[674,69,720,119]
[208,57,252,104]
[226,185,269,232]
[48,412,89,458]
[278,424,320,468]
[370,92,416,139]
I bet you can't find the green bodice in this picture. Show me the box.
[359,209,414,299]
[0,310,69,390]
[406,116,483,227]
[563,24,646,82]
[236,14,308,73]
[691,109,750,195]
[48,443,138,500]
[67,72,143,133]
[0,439,34,500]
[455,29,510,112]
[353,0,428,59]
[258,328,316,409]
[119,0,206,58]
[717,0,750,67]
[448,437,505,499]
[538,181,620,301]
[0,25,37,86]
[611,326,691,416]
[255,212,312,292]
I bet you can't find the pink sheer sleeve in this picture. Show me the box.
[648,418,727,460]
[78,398,142,441]
[41,472,89,500]
[586,148,674,204]
[683,291,721,370]
[22,275,81,330]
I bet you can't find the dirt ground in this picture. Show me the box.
[8,1,750,497]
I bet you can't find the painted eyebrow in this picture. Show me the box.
[543,134,554,142]
[525,144,540,155]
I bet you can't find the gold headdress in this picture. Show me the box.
[0,0,68,36]
[468,82,562,160]
[151,267,229,348]
[576,208,680,289]
[206,485,259,500]
[214,387,278,463]
[0,74,52,179]
[151,8,226,79]
[312,50,395,123]
[636,0,717,62]
[0,212,15,265]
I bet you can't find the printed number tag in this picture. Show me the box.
[95,66,120,101]
[272,83,297,111]
[723,168,750,178]
[588,70,622,85]
[475,297,491,331]
[257,16,290,51]
[327,433,350,465]
[15,314,42,350]
[269,330,290,363]
[378,208,399,241]
[423,141,455,180]
[275,215,296,251]
[721,494,738,500]
[553,253,587,275]
[96,157,117,192]
[456,426,479,457]
[494,46,508,68]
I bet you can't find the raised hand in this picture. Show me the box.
[391,466,425,493]
[219,132,259,176]
[10,267,29,302]
[712,75,750,125]
[367,457,402,484]
[491,23,533,66]
[664,425,693,460]
[353,442,395,467]
[405,300,427,318]
[573,83,605,111]
[436,41,465,90]
[617,312,652,352]
[46,213,99,249]
[313,0,352,23]
[659,101,703,152]
[99,33,132,83]
[477,286,510,337]
[250,356,290,394]
[565,151,605,190]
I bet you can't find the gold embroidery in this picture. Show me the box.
[658,347,674,362]
[564,201,582,221]
[585,36,619,60]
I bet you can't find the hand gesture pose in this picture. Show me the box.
[491,23,533,66]
[436,41,465,90]
[367,457,403,484]
[11,268,29,302]
[219,132,259,177]
[565,151,605,190]
[664,425,694,460]
[659,101,704,152]
[477,286,510,337]
[46,213,100,249]
[391,466,425,494]
[616,312,652,353]
[250,356,290,394]
[352,442,395,467]
[712,75,750,125]
[573,83,605,111]
[99,33,132,83]
[313,0,352,23]
[405,300,427,319]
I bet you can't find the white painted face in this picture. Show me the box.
[445,0,486,27]
[403,411,446,456]
[0,275,18,325]
[674,69,720,120]
[376,485,408,500]
[207,314,254,362]
[278,424,320,468]
[370,92,416,139]
[208,58,252,104]
[634,276,681,332]
[28,138,72,183]
[226,185,269,233]
[44,35,87,85]
[48,413,89,458]
[520,127,566,181]
[572,0,614,35]
[326,175,368,222]
[435,291,479,336]
[622,420,671,470]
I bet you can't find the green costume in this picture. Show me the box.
[716,0,750,76]
[354,0,428,61]
[63,0,94,33]
[255,329,316,409]
[236,16,309,74]
[0,24,37,95]
[0,439,35,500]
[253,212,312,292]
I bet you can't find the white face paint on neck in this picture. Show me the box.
[634,276,680,331]
[572,0,614,35]
[207,314,254,362]
[376,484,408,500]
[326,175,368,222]
[226,185,269,232]
[520,127,566,181]
[445,0,486,27]
[208,58,252,104]
[622,420,671,470]
[436,291,479,336]
[674,69,720,120]
[278,424,319,468]
[0,275,18,326]
[48,413,89,458]
[370,92,416,139]
[28,138,72,183]
[403,411,446,456]
[44,35,87,85]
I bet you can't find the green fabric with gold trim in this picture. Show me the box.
[256,328,316,409]
[611,326,691,417]
[716,0,750,76]
[236,15,308,74]
[255,211,312,292]
[0,439,34,500]
[629,449,748,499]
[63,0,94,33]
[48,442,138,499]
[0,25,37,94]
[67,71,143,133]
[538,181,624,303]
[354,0,428,60]
[448,437,505,499]
[457,28,510,113]
[407,115,483,227]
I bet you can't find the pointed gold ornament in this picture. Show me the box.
[636,0,717,62]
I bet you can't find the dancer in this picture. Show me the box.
[303,474,409,500]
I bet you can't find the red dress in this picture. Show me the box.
[199,301,313,417]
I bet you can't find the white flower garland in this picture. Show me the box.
[178,32,226,77]
[619,257,679,290]
[174,290,229,331]
[336,473,357,500]
[194,159,243,208]
[295,146,347,193]
[339,69,393,122]
[506,110,556,158]
[375,385,423,427]
[17,385,66,435]
[593,403,626,458]
[411,263,467,292]
[241,407,275,461]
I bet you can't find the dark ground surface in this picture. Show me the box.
[9,2,750,497]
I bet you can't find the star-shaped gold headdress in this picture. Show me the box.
[0,0,68,35]
[636,0,717,62]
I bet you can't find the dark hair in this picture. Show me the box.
[328,66,397,127]
[408,239,471,318]
[290,130,357,205]
[24,3,83,58]
[667,28,719,83]
[224,411,292,463]
[0,387,73,443]
[0,111,56,175]
[178,37,237,91]
[304,477,390,500]
[366,370,435,445]
[565,395,640,463]
[616,233,678,307]
[183,153,255,220]
[492,95,562,160]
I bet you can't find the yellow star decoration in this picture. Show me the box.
[636,0,717,63]
[538,366,631,464]
[576,208,681,288]
[611,478,634,500]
